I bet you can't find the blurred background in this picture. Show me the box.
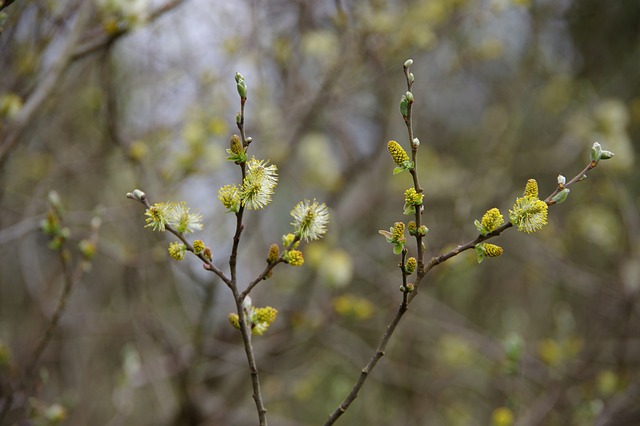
[1,0,639,425]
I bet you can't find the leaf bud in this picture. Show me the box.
[590,141,602,162]
[600,150,615,160]
[237,81,247,98]
[557,174,566,187]
[550,188,570,204]
[400,95,409,117]
[405,91,414,103]
[404,58,414,68]
[127,189,146,201]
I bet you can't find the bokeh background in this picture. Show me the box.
[1,0,639,425]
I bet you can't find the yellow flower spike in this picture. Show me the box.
[226,134,247,163]
[404,188,423,205]
[229,134,243,154]
[284,249,304,266]
[405,257,417,274]
[479,207,504,234]
[228,313,240,330]
[256,306,278,324]
[218,184,241,213]
[509,197,548,234]
[404,188,424,215]
[387,140,410,166]
[267,243,279,264]
[407,220,417,236]
[193,239,205,254]
[509,179,549,234]
[392,222,405,241]
[484,243,504,257]
[168,242,186,260]
[524,178,539,198]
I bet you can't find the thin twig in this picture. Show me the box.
[130,194,232,286]
[229,93,268,426]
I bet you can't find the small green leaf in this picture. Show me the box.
[474,219,487,235]
[550,188,570,204]
[403,205,416,215]
[475,244,485,264]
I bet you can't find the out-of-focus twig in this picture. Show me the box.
[70,0,186,61]
[0,1,91,168]
[0,0,15,13]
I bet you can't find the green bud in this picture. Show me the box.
[405,91,414,103]
[550,188,570,204]
[600,150,615,160]
[404,58,414,68]
[408,72,414,83]
[236,112,242,124]
[412,138,420,149]
[127,189,146,201]
[417,225,428,236]
[235,72,244,83]
[400,95,409,117]
[590,142,602,162]
[237,81,247,98]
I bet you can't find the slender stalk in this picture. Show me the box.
[232,289,269,426]
[133,194,231,286]
[228,92,268,425]
[323,300,409,425]
[401,63,426,276]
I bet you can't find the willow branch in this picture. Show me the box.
[128,192,231,286]
[325,157,600,424]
